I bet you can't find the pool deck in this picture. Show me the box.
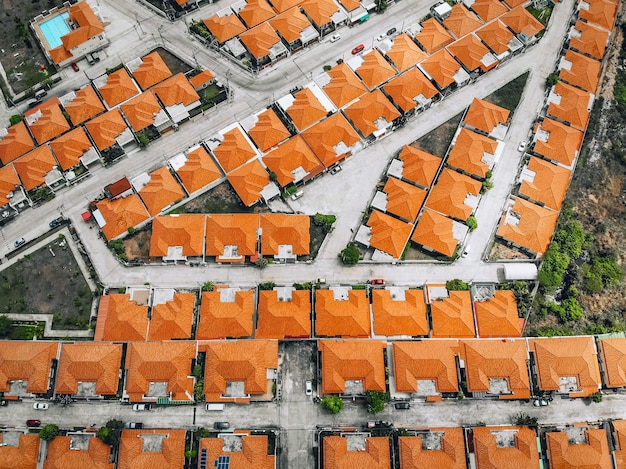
[30,3,73,52]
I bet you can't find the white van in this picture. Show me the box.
[205,403,225,411]
[291,190,304,201]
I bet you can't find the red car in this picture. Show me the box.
[351,44,365,54]
[71,62,80,72]
[369,279,385,286]
[26,420,41,427]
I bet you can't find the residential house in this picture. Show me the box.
[545,427,611,469]
[474,290,522,338]
[205,123,260,173]
[463,98,510,138]
[0,434,40,469]
[532,118,583,168]
[383,67,439,116]
[132,166,186,217]
[323,435,390,469]
[188,69,216,92]
[350,49,397,90]
[13,145,64,192]
[0,121,35,165]
[361,209,414,260]
[546,81,594,131]
[500,6,545,44]
[24,98,70,145]
[0,164,27,214]
[300,112,362,168]
[233,0,276,28]
[260,213,310,259]
[44,436,113,469]
[475,20,523,61]
[578,0,618,32]
[446,128,500,179]
[0,341,58,396]
[49,127,98,172]
[149,214,206,261]
[611,420,626,467]
[94,68,140,109]
[430,290,476,338]
[117,429,186,469]
[239,23,288,68]
[147,291,195,341]
[127,51,173,91]
[442,4,483,39]
[84,109,135,152]
[558,49,601,93]
[203,12,247,44]
[151,73,202,124]
[60,85,106,126]
[598,337,626,389]
[205,213,258,263]
[120,91,170,133]
[200,434,275,469]
[270,7,318,51]
[380,33,428,73]
[256,288,311,339]
[227,158,279,206]
[411,208,467,257]
[93,193,150,240]
[168,145,222,196]
[299,0,345,33]
[568,20,609,60]
[425,168,482,222]
[399,427,467,469]
[419,49,470,91]
[262,135,324,187]
[267,0,304,13]
[518,157,571,211]
[389,145,441,188]
[94,293,149,341]
[315,288,371,338]
[466,0,508,23]
[343,90,400,140]
[447,34,499,74]
[276,84,335,132]
[472,426,540,468]
[415,18,455,53]
[318,62,368,109]
[240,108,291,153]
[196,287,255,339]
[372,176,427,222]
[371,289,428,337]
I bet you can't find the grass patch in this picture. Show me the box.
[483,71,530,112]
[411,112,463,157]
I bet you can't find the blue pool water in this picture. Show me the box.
[39,12,71,49]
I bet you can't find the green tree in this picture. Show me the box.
[313,213,337,233]
[97,420,123,446]
[446,279,469,291]
[340,243,360,265]
[268,171,278,183]
[466,215,478,231]
[591,392,603,403]
[0,315,11,338]
[546,72,559,88]
[186,447,198,459]
[136,132,149,148]
[365,391,390,414]
[201,282,214,292]
[583,256,623,293]
[195,428,211,440]
[255,257,269,269]
[537,243,569,287]
[321,395,344,414]
[9,115,23,126]
[512,412,538,426]
[554,220,589,258]
[39,424,59,441]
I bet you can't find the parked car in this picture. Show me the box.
[305,380,313,396]
[330,34,341,43]
[71,62,80,72]
[329,164,342,175]
[132,403,151,411]
[369,279,385,286]
[517,141,527,152]
[26,419,41,427]
[351,44,365,54]
[394,402,411,409]
[124,422,143,429]
[461,246,471,258]
[0,400,7,406]
[291,190,304,201]
[49,217,64,228]
[33,402,49,410]
[214,421,230,430]
[14,238,26,248]
[387,27,397,36]
[376,34,385,41]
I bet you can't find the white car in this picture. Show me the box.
[132,403,151,411]
[329,34,341,43]
[517,141,527,152]
[33,402,49,410]
[305,380,313,396]
[376,34,385,41]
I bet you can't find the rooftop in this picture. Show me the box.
[383,67,439,114]
[599,338,626,388]
[473,426,540,468]
[426,168,482,221]
[469,0,508,22]
[0,121,35,165]
[447,128,499,178]
[256,288,311,339]
[97,68,140,108]
[300,112,361,168]
[366,209,414,259]
[474,290,521,338]
[443,4,483,38]
[384,33,428,72]
[464,98,510,135]
[13,145,58,192]
[569,19,609,60]
[411,208,463,257]
[343,90,401,138]
[118,429,186,469]
[151,73,200,107]
[210,125,259,173]
[558,49,601,93]
[372,289,428,337]
[226,158,271,206]
[262,135,323,186]
[353,50,397,90]
[545,429,611,469]
[148,292,195,340]
[431,290,476,338]
[136,167,186,217]
[237,0,276,28]
[197,288,255,339]
[447,33,499,73]
[244,108,291,152]
[419,49,465,90]
[49,126,93,171]
[475,20,516,56]
[44,435,113,469]
[205,213,259,262]
[171,145,222,195]
[398,428,466,469]
[547,81,594,131]
[519,157,571,211]
[84,109,130,151]
[130,51,172,90]
[149,214,206,258]
[260,213,310,256]
[200,434,274,469]
[324,435,391,469]
[203,13,246,43]
[0,341,58,395]
[532,118,583,167]
[415,18,454,53]
[93,294,149,341]
[320,63,368,109]
[315,289,371,338]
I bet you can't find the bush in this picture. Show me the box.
[537,243,570,287]
[313,213,337,234]
[365,391,390,414]
[339,243,360,265]
[9,114,23,126]
[446,279,469,291]
[201,282,214,292]
[582,256,623,293]
[39,424,59,441]
[136,132,149,148]
[97,420,123,446]
[513,412,538,426]
[546,72,559,88]
[321,395,344,414]
[591,392,603,403]
[466,215,478,231]
[323,65,332,71]
[258,282,276,290]
[554,220,590,258]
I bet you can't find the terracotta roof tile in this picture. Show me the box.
[399,428,466,469]
[151,73,200,107]
[464,98,510,134]
[94,294,149,341]
[599,338,626,388]
[383,67,438,113]
[474,290,521,337]
[447,34,499,73]
[473,426,540,468]
[321,63,368,109]
[546,429,611,469]
[469,0,508,22]
[173,145,222,194]
[62,2,105,50]
[256,289,311,338]
[203,14,246,43]
[13,145,58,192]
[197,288,255,339]
[559,49,601,93]
[125,341,196,402]
[269,7,313,43]
[120,91,164,132]
[532,118,583,167]
[354,50,397,90]
[84,109,130,151]
[381,177,426,221]
[96,194,150,241]
[569,20,609,59]
[240,22,282,59]
[0,164,20,207]
[44,436,113,469]
[211,126,258,173]
[137,167,186,216]
[528,337,601,397]
[200,435,275,469]
[371,289,428,337]
[496,197,558,256]
[475,20,515,55]
[426,168,482,220]
[200,339,278,402]
[519,157,571,211]
[447,128,499,178]
[367,209,414,259]
[500,6,544,38]
[55,342,122,395]
[98,68,139,108]
[419,49,464,89]
[338,0,361,11]
[344,90,401,138]
[443,4,484,38]
[431,290,476,338]
[503,0,526,7]
[149,214,205,258]
[392,340,459,393]
[262,135,324,186]
[384,33,428,72]
[324,435,390,469]
[148,292,195,340]
[612,420,626,467]
[299,0,339,27]
[268,0,304,13]
[300,112,361,168]
[63,85,105,125]
[0,121,35,165]
[49,126,92,171]
[118,429,186,469]
[315,289,371,338]
[397,145,441,187]
[319,339,387,394]
[416,18,455,53]
[260,213,310,255]
[411,208,460,257]
[25,101,70,145]
[0,434,40,469]
[205,214,258,262]
[131,51,172,90]
[245,108,291,152]
[547,81,593,131]
[227,159,270,206]
[578,0,618,31]
[283,87,328,131]
[0,341,58,394]
[238,0,276,27]
[49,45,72,64]
[188,69,215,89]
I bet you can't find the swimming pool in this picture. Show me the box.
[39,12,70,49]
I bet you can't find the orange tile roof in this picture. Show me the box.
[385,33,428,72]
[371,289,428,336]
[196,288,255,339]
[519,157,571,211]
[381,177,426,221]
[149,214,205,257]
[473,426,540,468]
[205,213,258,261]
[319,339,387,394]
[415,18,454,53]
[324,435,391,469]
[461,339,530,398]
[392,340,459,393]
[203,14,246,43]
[118,429,186,469]
[25,102,70,145]
[570,20,609,59]
[125,341,196,402]
[49,44,72,64]
[269,7,312,43]
[344,90,401,137]
[120,91,164,132]
[256,289,311,338]
[238,0,276,27]
[151,73,200,107]
[94,293,149,341]
[447,34,499,73]
[443,4,483,38]
[84,109,130,151]
[174,145,222,194]
[246,108,291,152]
[132,51,172,90]
[475,20,515,55]
[383,67,438,113]
[260,213,310,255]
[137,167,186,216]
[49,126,92,171]
[44,436,113,469]
[148,292,195,340]
[299,0,339,27]
[227,159,270,206]
[0,341,58,394]
[300,112,361,168]
[411,208,459,257]
[503,0,525,7]
[599,338,626,388]
[211,126,258,173]
[200,339,278,402]
[0,164,20,207]
[528,337,601,397]
[263,135,324,186]
[96,194,150,240]
[239,22,282,59]
[533,118,583,167]
[464,98,510,134]
[63,85,105,125]
[469,0,508,22]
[447,128,499,178]
[98,68,139,108]
[13,145,58,192]
[546,429,611,469]
[559,49,601,93]
[399,428,467,469]
[315,289,371,338]
[268,0,303,12]
[397,145,441,187]
[0,434,40,469]
[426,168,482,220]
[188,69,215,89]
[200,435,275,469]
[420,49,463,89]
[283,87,328,131]
[474,290,521,338]
[547,81,593,131]
[579,0,618,31]
[0,121,35,165]
[354,50,397,90]
[431,290,476,338]
[62,1,105,50]
[367,209,414,259]
[338,0,361,11]
[321,63,368,109]
[500,6,544,38]
[55,342,122,395]
[496,197,558,256]
[612,420,626,467]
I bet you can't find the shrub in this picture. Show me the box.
[323,65,332,71]
[446,279,469,291]
[201,282,214,292]
[365,391,390,414]
[313,213,337,233]
[546,72,559,88]
[513,412,538,426]
[321,395,344,414]
[591,392,603,403]
[9,114,23,125]
[340,243,360,265]
[258,282,276,290]
[466,215,478,231]
[554,220,590,258]
[582,256,623,293]
[136,132,149,148]
[39,424,59,441]
[537,243,570,287]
